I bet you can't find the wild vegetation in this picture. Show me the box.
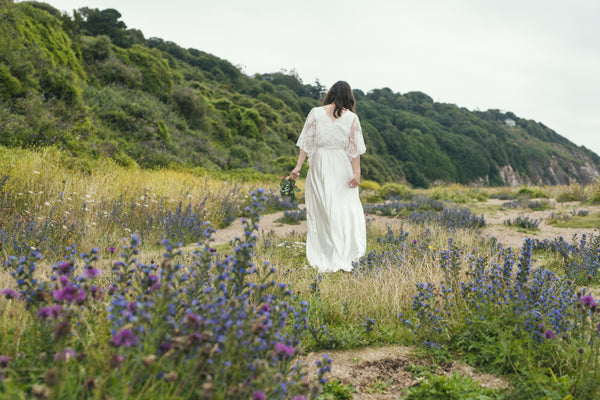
[1,1,599,188]
[2,145,600,398]
[2,1,600,398]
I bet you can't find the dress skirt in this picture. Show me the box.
[304,147,366,272]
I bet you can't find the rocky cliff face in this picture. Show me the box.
[498,153,600,186]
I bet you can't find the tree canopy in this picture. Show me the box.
[0,1,598,185]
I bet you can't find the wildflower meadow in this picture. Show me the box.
[1,146,600,399]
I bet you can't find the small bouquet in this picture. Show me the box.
[280,176,300,202]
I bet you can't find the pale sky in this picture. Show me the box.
[38,0,600,156]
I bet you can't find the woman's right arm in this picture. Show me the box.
[289,149,307,180]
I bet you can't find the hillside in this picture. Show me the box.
[0,1,599,186]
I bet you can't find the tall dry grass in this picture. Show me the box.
[253,218,499,326]
[0,146,278,260]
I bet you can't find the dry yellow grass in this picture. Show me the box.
[252,219,497,324]
[0,146,277,253]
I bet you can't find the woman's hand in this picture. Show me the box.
[349,173,360,189]
[289,167,301,180]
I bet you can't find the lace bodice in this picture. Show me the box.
[296,107,366,160]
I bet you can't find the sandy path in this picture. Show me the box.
[209,209,393,246]
[210,210,307,245]
[479,199,599,249]
[300,345,509,399]
[209,200,598,249]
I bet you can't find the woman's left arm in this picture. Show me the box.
[349,156,361,188]
[290,149,307,180]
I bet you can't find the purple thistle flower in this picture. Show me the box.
[159,341,172,353]
[544,330,556,339]
[0,355,11,368]
[53,286,79,302]
[189,332,203,344]
[274,342,294,358]
[185,313,200,328]
[37,305,62,320]
[260,304,271,313]
[1,289,20,299]
[82,268,101,280]
[107,247,116,254]
[75,289,86,304]
[54,348,76,362]
[55,261,72,276]
[111,329,138,347]
[252,391,266,400]
[90,285,103,300]
[58,275,70,287]
[50,304,62,317]
[412,239,418,245]
[580,295,597,307]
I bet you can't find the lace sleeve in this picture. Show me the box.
[347,114,366,159]
[296,108,317,157]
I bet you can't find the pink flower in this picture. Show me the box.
[53,286,77,302]
[252,391,266,400]
[1,289,20,299]
[37,305,62,320]
[82,268,101,280]
[274,342,294,358]
[580,295,597,307]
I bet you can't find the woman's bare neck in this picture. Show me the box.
[323,103,347,118]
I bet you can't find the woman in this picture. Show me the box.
[290,81,366,272]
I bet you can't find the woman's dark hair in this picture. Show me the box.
[322,81,355,118]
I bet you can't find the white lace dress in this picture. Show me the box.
[296,106,367,272]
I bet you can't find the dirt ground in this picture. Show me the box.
[212,199,600,250]
[300,346,510,400]
[477,198,599,249]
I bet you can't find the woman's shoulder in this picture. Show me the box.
[346,109,359,120]
[308,106,324,115]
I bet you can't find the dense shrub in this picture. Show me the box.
[404,239,600,397]
[504,215,541,230]
[533,233,600,285]
[409,207,486,230]
[403,372,500,399]
[515,185,548,199]
[276,208,306,224]
[379,182,411,200]
[364,195,444,216]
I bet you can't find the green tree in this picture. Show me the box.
[79,8,132,47]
